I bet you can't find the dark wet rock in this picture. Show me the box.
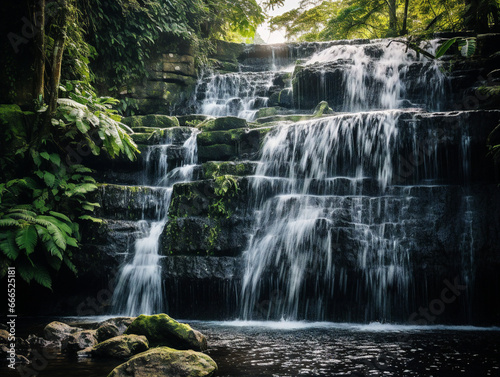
[65,330,98,352]
[96,323,120,343]
[92,335,149,359]
[43,322,82,343]
[99,318,136,336]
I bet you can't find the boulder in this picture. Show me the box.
[107,347,217,377]
[99,317,136,335]
[199,116,248,131]
[65,330,98,352]
[96,323,120,343]
[43,321,82,343]
[125,314,207,351]
[92,335,149,359]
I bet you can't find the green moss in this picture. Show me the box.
[198,116,247,132]
[125,314,206,351]
[203,161,255,178]
[107,347,217,377]
[255,107,279,119]
[255,114,314,124]
[313,101,334,117]
[122,114,179,128]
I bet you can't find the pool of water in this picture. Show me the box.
[2,319,500,377]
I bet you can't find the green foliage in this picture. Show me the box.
[0,81,138,287]
[54,82,139,161]
[206,175,239,254]
[78,0,265,88]
[270,1,339,41]
[0,163,96,288]
[269,0,476,41]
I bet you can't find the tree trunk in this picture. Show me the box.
[33,0,46,102]
[401,0,410,35]
[386,0,398,36]
[44,0,70,129]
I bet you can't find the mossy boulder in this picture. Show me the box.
[107,347,217,377]
[125,314,207,351]
[122,114,179,129]
[177,114,214,127]
[313,100,334,117]
[92,335,149,359]
[198,116,247,131]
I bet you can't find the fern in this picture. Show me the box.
[15,225,37,255]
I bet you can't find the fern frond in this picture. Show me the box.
[15,225,37,255]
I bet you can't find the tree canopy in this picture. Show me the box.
[269,0,500,41]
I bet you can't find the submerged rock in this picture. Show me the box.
[92,335,149,359]
[107,347,217,377]
[125,314,207,351]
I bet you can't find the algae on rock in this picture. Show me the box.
[125,314,207,351]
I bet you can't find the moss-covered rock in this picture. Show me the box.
[107,347,217,377]
[177,114,214,127]
[130,127,193,145]
[92,335,149,359]
[255,114,315,124]
[256,107,279,119]
[122,114,179,129]
[97,184,169,221]
[125,314,207,351]
[278,88,294,108]
[203,161,257,178]
[161,178,250,256]
[198,116,248,131]
[197,128,267,162]
[313,100,334,117]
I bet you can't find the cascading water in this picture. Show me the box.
[112,128,199,316]
[295,39,446,111]
[196,71,276,120]
[239,40,474,322]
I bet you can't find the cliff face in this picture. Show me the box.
[21,34,500,324]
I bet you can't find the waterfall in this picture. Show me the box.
[196,71,276,121]
[112,129,199,316]
[238,39,473,322]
